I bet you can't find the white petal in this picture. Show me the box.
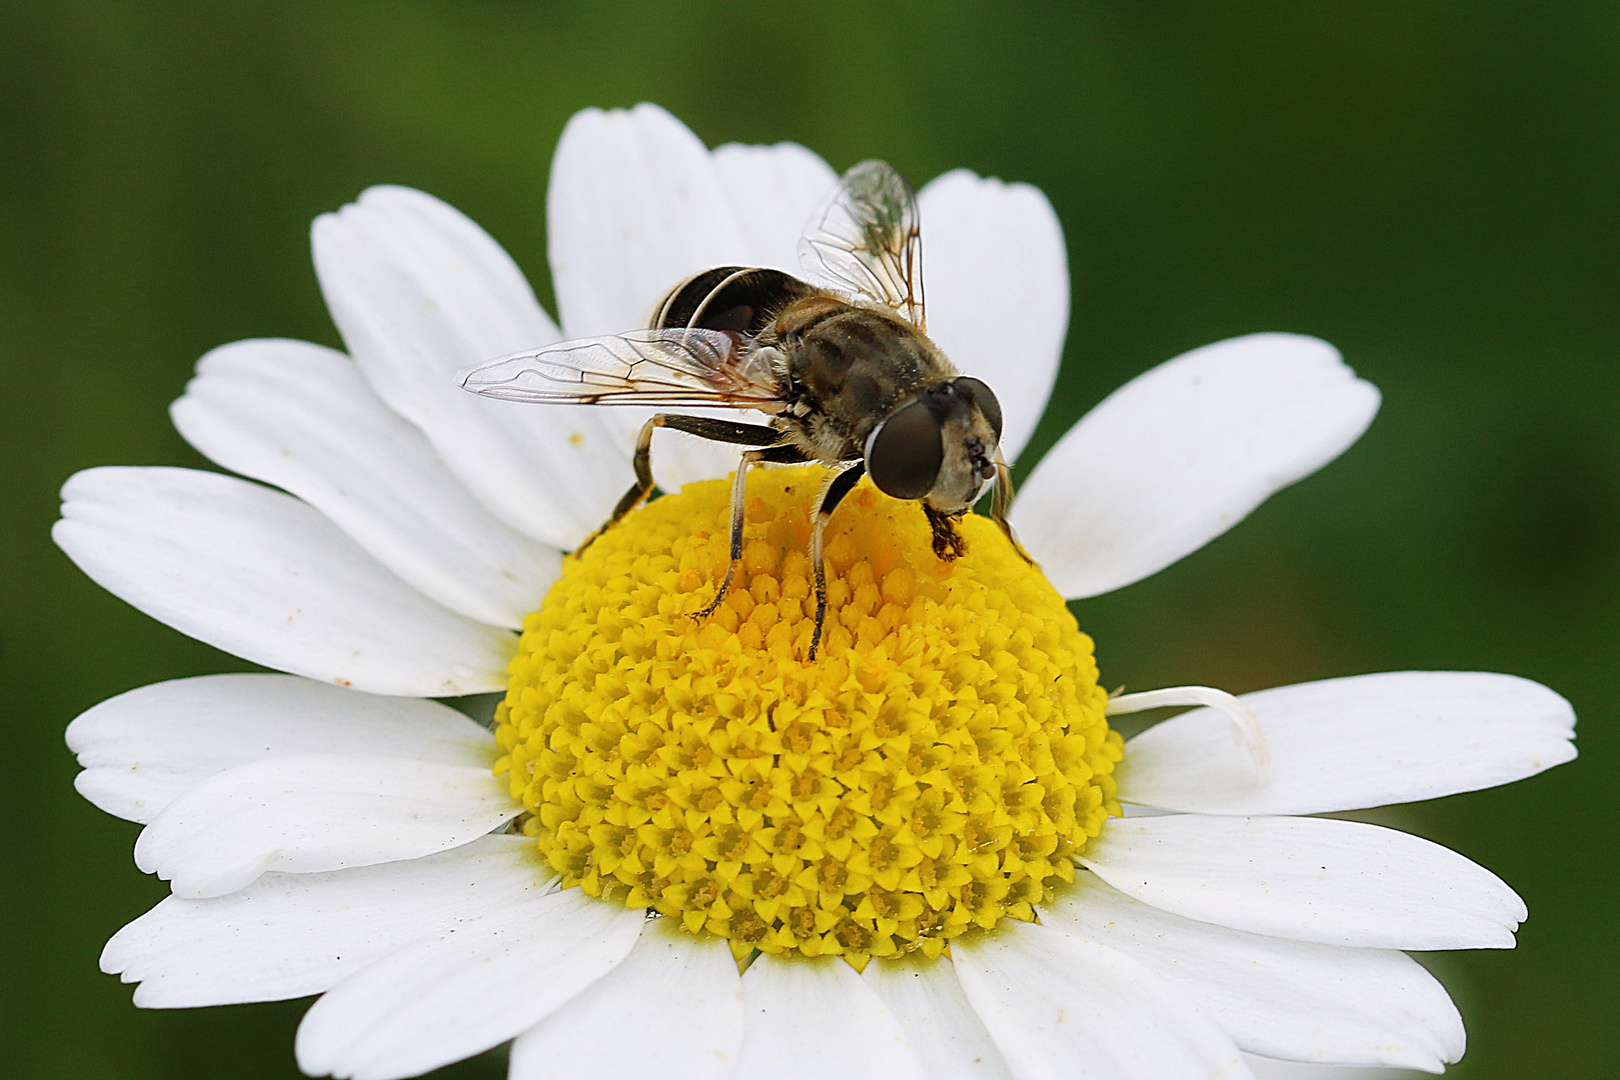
[104,835,549,1007]
[313,184,625,549]
[1121,671,1576,816]
[953,920,1253,1080]
[713,140,839,272]
[67,674,494,824]
[918,170,1068,462]
[550,103,751,338]
[548,103,756,488]
[863,952,1014,1080]
[1079,815,1525,949]
[1044,873,1464,1071]
[1110,685,1270,782]
[54,467,514,695]
[1012,333,1380,599]
[1244,1054,1421,1079]
[172,337,560,627]
[295,889,644,1080]
[133,754,517,898]
[510,917,743,1080]
[737,954,926,1080]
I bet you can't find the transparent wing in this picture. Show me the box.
[458,328,783,408]
[797,160,926,327]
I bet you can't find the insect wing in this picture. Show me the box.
[458,328,783,408]
[797,160,926,327]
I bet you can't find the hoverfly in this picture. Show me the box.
[460,160,1030,658]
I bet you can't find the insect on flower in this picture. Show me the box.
[459,160,1030,657]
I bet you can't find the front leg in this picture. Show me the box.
[990,459,1036,565]
[922,504,968,561]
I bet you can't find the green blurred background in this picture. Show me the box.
[2,2,1614,1076]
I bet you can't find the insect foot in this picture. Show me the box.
[518,464,1070,668]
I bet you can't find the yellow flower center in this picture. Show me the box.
[494,465,1122,966]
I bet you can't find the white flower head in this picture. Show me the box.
[57,104,1575,1080]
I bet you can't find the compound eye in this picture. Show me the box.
[951,377,1003,441]
[865,398,945,500]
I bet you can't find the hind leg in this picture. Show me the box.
[574,414,785,556]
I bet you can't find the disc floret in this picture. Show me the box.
[494,465,1122,964]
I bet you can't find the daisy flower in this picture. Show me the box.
[56,104,1575,1080]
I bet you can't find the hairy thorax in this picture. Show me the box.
[767,299,956,462]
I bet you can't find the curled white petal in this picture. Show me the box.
[1110,685,1270,783]
[1120,671,1577,816]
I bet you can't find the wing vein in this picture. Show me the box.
[459,328,784,408]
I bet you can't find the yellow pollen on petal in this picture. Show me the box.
[494,465,1123,965]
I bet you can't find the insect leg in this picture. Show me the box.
[655,415,784,446]
[575,413,783,556]
[755,444,813,464]
[922,504,968,561]
[809,461,867,661]
[990,459,1036,565]
[692,442,810,618]
[696,448,762,618]
[575,416,663,556]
